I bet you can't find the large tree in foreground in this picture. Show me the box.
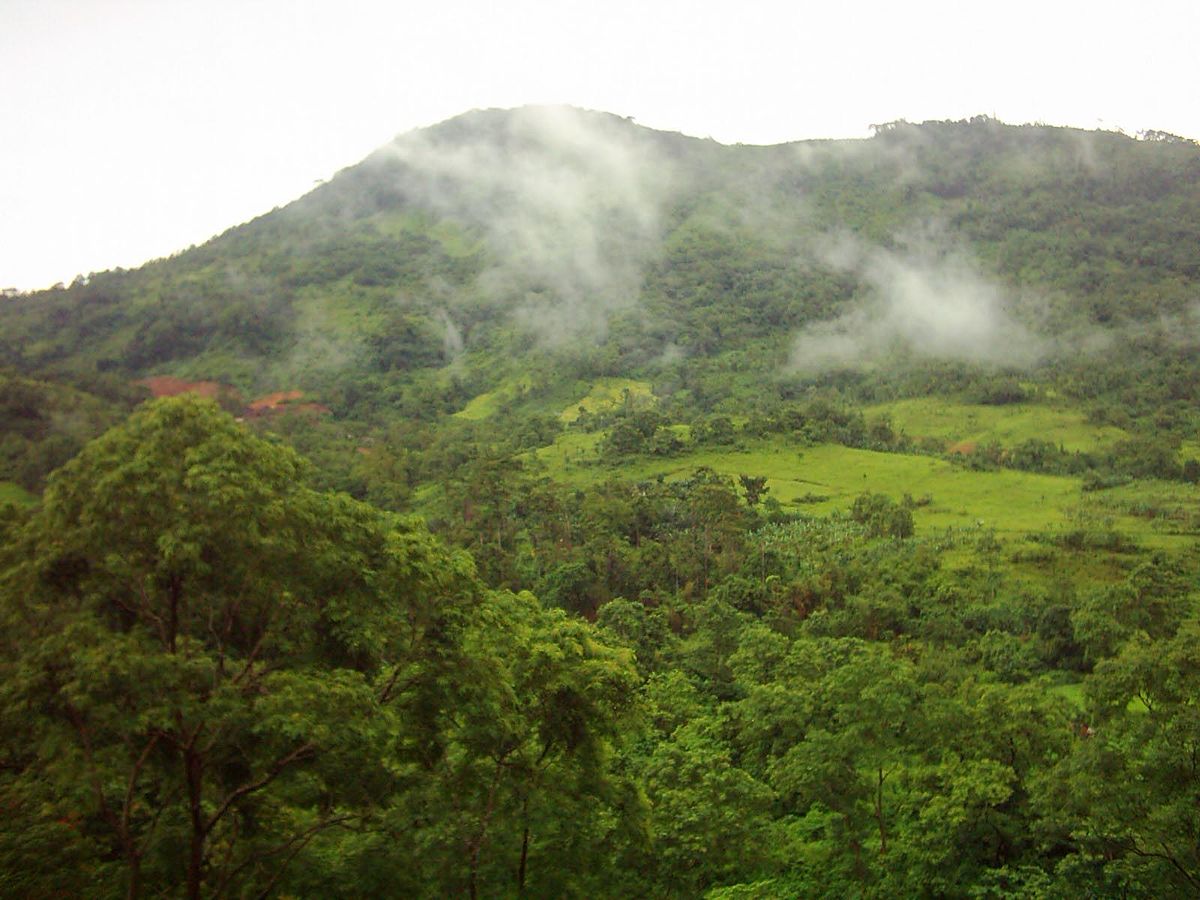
[0,397,640,898]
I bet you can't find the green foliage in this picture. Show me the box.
[0,399,640,897]
[850,491,915,539]
[1037,623,1200,895]
[0,373,124,491]
[5,110,1200,897]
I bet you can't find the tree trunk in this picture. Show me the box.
[517,797,531,895]
[167,574,182,653]
[126,858,141,900]
[875,766,888,855]
[185,749,205,900]
[467,758,505,900]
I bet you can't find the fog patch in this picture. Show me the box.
[653,342,686,368]
[437,308,464,360]
[282,293,364,382]
[790,233,1045,373]
[376,106,676,344]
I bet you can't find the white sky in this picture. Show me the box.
[2,0,1198,291]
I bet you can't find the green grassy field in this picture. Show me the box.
[0,481,36,507]
[454,374,536,420]
[534,434,1193,549]
[866,398,1128,452]
[1049,680,1148,714]
[558,378,654,423]
[368,212,482,257]
[455,376,656,423]
[1081,478,1200,536]
[1047,682,1085,709]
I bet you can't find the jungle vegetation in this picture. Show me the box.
[2,107,1200,897]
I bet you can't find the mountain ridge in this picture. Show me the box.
[3,104,1200,496]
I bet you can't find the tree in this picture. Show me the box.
[738,474,769,508]
[850,492,914,539]
[0,396,649,897]
[454,591,643,897]
[1038,624,1200,895]
[0,397,478,897]
[638,719,779,892]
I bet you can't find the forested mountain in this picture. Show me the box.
[3,107,1200,896]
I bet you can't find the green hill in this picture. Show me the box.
[3,108,1200,896]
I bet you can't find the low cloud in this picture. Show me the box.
[790,233,1044,373]
[437,308,464,360]
[377,106,676,344]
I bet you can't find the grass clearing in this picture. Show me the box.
[371,212,482,258]
[1048,682,1085,709]
[868,398,1127,452]
[534,434,1194,550]
[559,379,654,423]
[0,481,36,507]
[538,435,1077,535]
[454,374,535,420]
[1048,680,1148,714]
[1081,479,1200,542]
[277,282,384,382]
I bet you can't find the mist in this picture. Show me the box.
[376,106,677,344]
[438,308,465,360]
[790,233,1045,373]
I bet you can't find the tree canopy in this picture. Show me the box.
[0,398,640,897]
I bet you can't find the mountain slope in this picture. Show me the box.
[6,108,1199,383]
[6,108,1200,898]
[3,106,1200,498]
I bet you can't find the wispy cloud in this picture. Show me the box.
[790,231,1045,372]
[376,106,677,344]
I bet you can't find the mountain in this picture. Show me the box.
[3,106,1200,497]
[5,107,1200,896]
[7,106,1200,378]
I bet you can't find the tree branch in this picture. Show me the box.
[214,814,355,899]
[64,702,121,839]
[1128,838,1200,890]
[122,733,161,838]
[205,742,317,834]
[252,815,356,900]
[232,630,269,689]
[377,663,423,705]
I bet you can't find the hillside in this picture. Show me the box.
[3,108,1200,896]
[4,107,1200,509]
[5,108,1200,381]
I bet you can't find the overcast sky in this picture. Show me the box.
[2,0,1198,291]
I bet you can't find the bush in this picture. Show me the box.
[850,492,915,539]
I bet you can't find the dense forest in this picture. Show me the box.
[2,106,1200,897]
